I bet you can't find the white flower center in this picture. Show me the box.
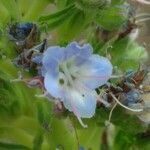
[59,61,76,88]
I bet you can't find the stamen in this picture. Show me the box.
[110,93,143,112]
[62,63,74,87]
[77,116,88,128]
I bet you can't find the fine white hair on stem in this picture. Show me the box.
[110,75,123,79]
[135,0,150,5]
[129,28,139,41]
[135,17,150,24]
[10,71,23,83]
[135,13,150,18]
[135,12,150,24]
[97,89,110,107]
[35,91,49,98]
[110,93,143,112]
[108,103,118,123]
[10,78,23,83]
[97,97,110,107]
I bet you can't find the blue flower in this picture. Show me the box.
[41,42,112,127]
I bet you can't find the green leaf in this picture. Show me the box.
[0,71,23,118]
[52,0,73,9]
[39,4,76,31]
[77,119,103,150]
[38,4,75,22]
[135,130,150,150]
[96,6,128,31]
[113,130,136,150]
[0,59,42,118]
[111,0,125,5]
[23,0,50,21]
[107,38,148,71]
[46,117,77,150]
[33,132,43,150]
[58,9,86,41]
[0,3,10,25]
[17,0,36,19]
[0,36,17,58]
[36,100,52,129]
[0,142,30,150]
[0,127,33,148]
[0,0,20,21]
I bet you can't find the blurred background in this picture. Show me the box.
[129,0,150,62]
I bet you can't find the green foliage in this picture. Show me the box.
[39,4,76,31]
[0,71,22,118]
[33,131,43,150]
[110,38,147,71]
[96,6,128,31]
[57,9,88,42]
[0,142,30,150]
[38,0,130,42]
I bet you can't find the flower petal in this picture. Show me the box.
[63,88,97,118]
[76,54,113,89]
[42,46,65,72]
[66,42,93,65]
[44,71,67,99]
